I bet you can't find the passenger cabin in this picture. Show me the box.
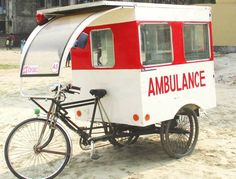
[21,1,216,126]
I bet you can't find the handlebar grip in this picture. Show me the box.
[71,85,81,91]
[65,90,75,94]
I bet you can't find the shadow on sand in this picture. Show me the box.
[1,136,175,179]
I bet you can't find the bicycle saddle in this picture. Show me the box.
[89,89,107,98]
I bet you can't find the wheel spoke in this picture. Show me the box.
[40,149,68,156]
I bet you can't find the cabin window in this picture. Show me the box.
[184,24,210,61]
[140,24,173,66]
[90,29,115,68]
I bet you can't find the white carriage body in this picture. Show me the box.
[21,1,216,127]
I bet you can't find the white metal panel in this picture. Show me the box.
[135,6,211,22]
[72,70,144,126]
[140,61,216,126]
[73,61,216,127]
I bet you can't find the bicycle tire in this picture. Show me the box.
[4,118,71,179]
[160,108,199,158]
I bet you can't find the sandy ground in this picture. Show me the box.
[0,49,236,178]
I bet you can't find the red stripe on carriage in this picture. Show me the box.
[71,21,213,70]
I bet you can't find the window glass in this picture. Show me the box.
[91,29,115,68]
[140,24,172,65]
[184,24,210,61]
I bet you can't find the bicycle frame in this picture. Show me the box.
[30,91,162,148]
[30,94,114,142]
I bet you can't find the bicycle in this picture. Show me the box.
[4,84,199,178]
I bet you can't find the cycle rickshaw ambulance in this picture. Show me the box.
[4,1,216,178]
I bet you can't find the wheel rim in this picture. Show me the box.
[5,119,70,179]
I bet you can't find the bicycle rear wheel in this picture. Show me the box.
[160,108,199,158]
[4,118,71,179]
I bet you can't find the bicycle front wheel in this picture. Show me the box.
[4,118,71,179]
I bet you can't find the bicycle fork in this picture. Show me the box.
[35,100,58,151]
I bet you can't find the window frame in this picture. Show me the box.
[183,23,211,62]
[90,28,115,69]
[139,22,174,67]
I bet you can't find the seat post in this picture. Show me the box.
[88,97,99,137]
[88,89,106,137]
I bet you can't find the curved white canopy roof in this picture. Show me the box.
[20,7,120,77]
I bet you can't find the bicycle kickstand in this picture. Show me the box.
[90,141,100,160]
